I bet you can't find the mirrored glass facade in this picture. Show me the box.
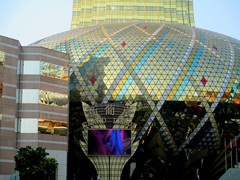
[0,82,2,97]
[0,51,4,65]
[40,61,68,80]
[38,119,68,136]
[39,90,68,108]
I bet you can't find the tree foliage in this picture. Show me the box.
[14,146,58,180]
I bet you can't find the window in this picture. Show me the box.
[23,61,40,74]
[19,118,38,133]
[0,51,5,65]
[21,89,39,103]
[0,82,3,97]
[40,62,68,80]
[39,90,68,108]
[38,119,67,136]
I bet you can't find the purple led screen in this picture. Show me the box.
[88,130,131,156]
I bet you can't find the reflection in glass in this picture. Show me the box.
[40,62,68,80]
[0,114,2,128]
[38,119,68,136]
[0,82,3,97]
[0,51,4,65]
[214,103,240,137]
[160,101,204,146]
[39,90,68,108]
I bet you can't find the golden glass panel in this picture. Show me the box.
[40,62,68,80]
[39,90,68,108]
[0,51,5,65]
[38,119,68,136]
[0,82,3,97]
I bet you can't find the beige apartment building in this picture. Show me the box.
[0,36,69,180]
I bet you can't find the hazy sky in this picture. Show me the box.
[0,0,239,46]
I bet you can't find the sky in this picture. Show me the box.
[0,0,239,46]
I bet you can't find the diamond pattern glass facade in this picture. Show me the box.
[32,22,240,179]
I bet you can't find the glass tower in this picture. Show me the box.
[71,0,195,29]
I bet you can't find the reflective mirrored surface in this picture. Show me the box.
[38,119,68,136]
[0,51,4,65]
[0,82,2,97]
[40,61,68,80]
[39,90,68,108]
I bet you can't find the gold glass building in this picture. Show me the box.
[71,0,194,29]
[17,0,240,179]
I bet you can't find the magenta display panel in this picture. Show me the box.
[88,129,131,156]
